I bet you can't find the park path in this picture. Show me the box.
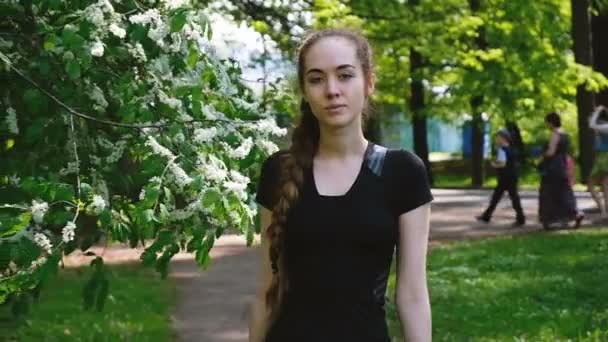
[61,189,599,341]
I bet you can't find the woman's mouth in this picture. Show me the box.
[325,104,346,114]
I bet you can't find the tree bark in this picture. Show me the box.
[571,0,595,181]
[410,48,433,185]
[408,0,433,185]
[471,97,485,188]
[592,10,608,106]
[469,0,486,188]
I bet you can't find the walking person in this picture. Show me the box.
[249,29,433,342]
[476,129,526,226]
[537,112,584,230]
[587,105,608,218]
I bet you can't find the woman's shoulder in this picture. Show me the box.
[384,147,426,171]
[366,143,426,178]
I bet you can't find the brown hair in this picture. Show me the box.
[264,29,375,327]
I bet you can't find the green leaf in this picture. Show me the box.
[202,189,221,208]
[43,34,58,51]
[66,60,81,80]
[205,20,213,40]
[0,212,32,238]
[170,10,188,32]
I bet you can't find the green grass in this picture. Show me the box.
[387,229,608,341]
[0,264,176,342]
[433,166,587,192]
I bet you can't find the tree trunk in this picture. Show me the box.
[571,0,595,181]
[592,10,608,106]
[410,48,433,185]
[471,97,485,188]
[408,0,432,185]
[469,0,486,188]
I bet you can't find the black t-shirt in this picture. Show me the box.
[256,142,433,342]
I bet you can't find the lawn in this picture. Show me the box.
[387,228,608,341]
[433,164,588,192]
[0,263,176,341]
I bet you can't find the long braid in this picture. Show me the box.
[263,28,373,334]
[265,101,318,322]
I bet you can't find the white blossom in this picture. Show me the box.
[5,107,18,134]
[227,137,253,159]
[254,118,287,136]
[109,23,126,38]
[199,155,227,182]
[163,0,189,10]
[145,136,175,158]
[169,208,194,221]
[31,200,49,224]
[90,40,104,57]
[201,104,220,120]
[106,140,126,163]
[139,188,147,200]
[62,221,76,243]
[129,9,161,25]
[193,127,217,144]
[99,0,114,13]
[86,6,105,27]
[169,163,193,187]
[157,89,182,110]
[128,43,147,62]
[149,56,173,80]
[257,140,279,155]
[87,195,106,214]
[148,22,169,47]
[89,84,108,111]
[33,233,53,254]
[223,180,248,200]
[173,132,185,144]
[30,256,47,270]
[229,170,250,185]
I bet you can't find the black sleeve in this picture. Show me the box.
[255,152,285,209]
[385,149,433,217]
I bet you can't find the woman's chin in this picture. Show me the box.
[319,114,357,130]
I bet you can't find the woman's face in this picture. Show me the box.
[301,37,374,130]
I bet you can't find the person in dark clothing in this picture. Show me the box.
[477,129,526,226]
[537,112,584,230]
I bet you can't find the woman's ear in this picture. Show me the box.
[366,73,376,96]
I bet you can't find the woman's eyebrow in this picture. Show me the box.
[306,64,356,75]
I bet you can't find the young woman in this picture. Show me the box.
[249,29,433,342]
[588,105,608,217]
[537,112,584,230]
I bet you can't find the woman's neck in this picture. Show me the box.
[316,129,368,159]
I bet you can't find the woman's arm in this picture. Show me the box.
[395,203,432,342]
[544,131,560,157]
[589,106,608,134]
[249,207,274,342]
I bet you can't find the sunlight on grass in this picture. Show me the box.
[0,264,176,341]
[387,229,608,341]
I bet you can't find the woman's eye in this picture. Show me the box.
[308,77,323,84]
[338,74,354,80]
